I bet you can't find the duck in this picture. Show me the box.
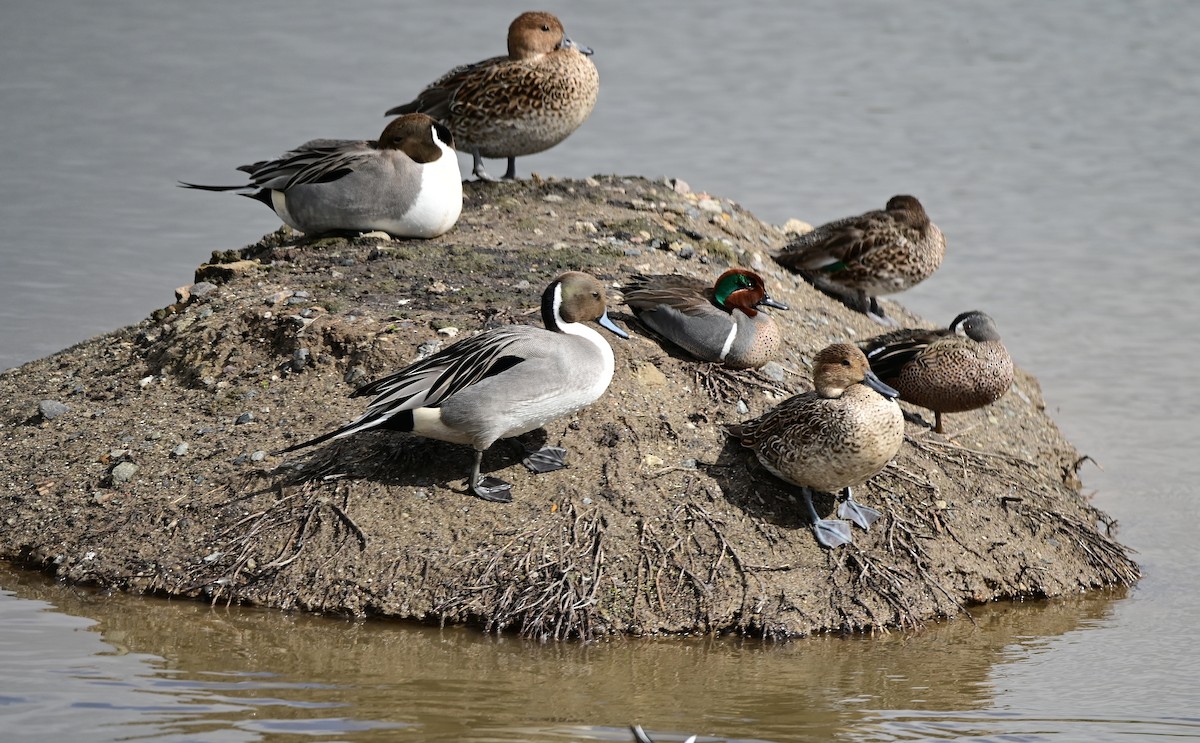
[180,113,462,238]
[385,11,599,181]
[279,272,628,502]
[632,724,697,743]
[622,268,789,369]
[726,343,904,548]
[858,310,1014,433]
[774,195,945,323]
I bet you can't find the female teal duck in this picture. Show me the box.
[727,344,904,548]
[622,268,789,369]
[181,114,462,238]
[774,195,945,323]
[280,272,627,502]
[859,310,1013,433]
[386,11,599,181]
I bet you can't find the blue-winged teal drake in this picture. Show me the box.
[622,268,789,369]
[386,11,599,181]
[280,272,628,502]
[181,114,462,238]
[727,343,904,547]
[774,195,945,323]
[859,310,1013,433]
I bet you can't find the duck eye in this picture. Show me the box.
[841,359,851,366]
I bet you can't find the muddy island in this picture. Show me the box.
[0,176,1138,640]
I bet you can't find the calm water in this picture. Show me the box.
[1,1,1198,740]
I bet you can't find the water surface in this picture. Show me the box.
[1,1,1197,740]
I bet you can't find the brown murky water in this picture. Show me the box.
[2,0,1199,740]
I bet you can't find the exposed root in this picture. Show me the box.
[435,501,607,641]
[694,364,795,404]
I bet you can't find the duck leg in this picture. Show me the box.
[470,148,500,182]
[802,488,852,548]
[864,294,897,327]
[469,449,512,502]
[836,486,882,530]
[503,156,518,180]
[933,411,945,434]
[522,445,568,474]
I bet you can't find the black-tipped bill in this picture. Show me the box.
[758,295,789,311]
[560,37,593,55]
[863,370,900,400]
[597,310,629,339]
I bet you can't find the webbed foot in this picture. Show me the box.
[471,476,513,503]
[522,446,568,474]
[813,518,853,548]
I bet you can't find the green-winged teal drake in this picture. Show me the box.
[727,343,904,548]
[280,272,627,502]
[181,114,462,238]
[386,11,599,181]
[622,268,789,369]
[774,195,945,323]
[859,310,1013,433]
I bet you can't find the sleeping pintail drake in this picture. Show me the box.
[385,11,599,181]
[774,195,945,324]
[726,344,904,548]
[278,272,627,503]
[858,310,1014,434]
[622,269,789,369]
[180,113,462,238]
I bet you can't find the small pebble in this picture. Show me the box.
[38,400,70,420]
[171,442,190,457]
[759,362,787,382]
[191,281,218,298]
[736,400,750,415]
[250,450,266,462]
[698,198,723,213]
[111,462,139,484]
[292,348,310,372]
[678,246,696,260]
[542,194,564,203]
[235,412,254,425]
[344,366,368,385]
[437,327,459,338]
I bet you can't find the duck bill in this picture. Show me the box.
[560,36,594,55]
[863,370,900,400]
[757,295,789,311]
[596,310,629,339]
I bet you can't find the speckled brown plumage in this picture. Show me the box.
[860,310,1014,433]
[774,195,945,320]
[386,12,599,180]
[729,344,903,493]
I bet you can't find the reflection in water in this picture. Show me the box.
[1,565,1161,742]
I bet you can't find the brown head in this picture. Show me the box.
[507,12,567,60]
[812,343,900,400]
[711,268,789,317]
[542,272,629,338]
[378,114,454,163]
[885,194,931,232]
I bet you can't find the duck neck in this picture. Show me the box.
[541,281,615,374]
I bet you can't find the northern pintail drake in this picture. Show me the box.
[385,11,599,181]
[181,113,462,238]
[727,344,904,548]
[774,195,945,323]
[622,269,789,369]
[859,310,1013,434]
[280,272,627,502]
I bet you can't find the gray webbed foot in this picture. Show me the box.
[802,488,852,548]
[522,446,568,474]
[471,148,501,182]
[472,476,513,503]
[838,496,882,530]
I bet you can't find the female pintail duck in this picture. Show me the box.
[774,195,945,323]
[727,344,904,548]
[181,113,462,238]
[280,272,627,503]
[859,310,1013,434]
[385,11,599,181]
[622,269,789,369]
